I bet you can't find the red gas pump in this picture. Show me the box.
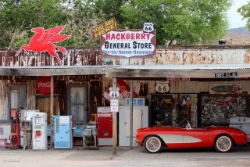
[9,109,21,149]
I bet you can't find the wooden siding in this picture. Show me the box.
[0,47,101,67]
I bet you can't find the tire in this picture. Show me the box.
[143,136,162,153]
[214,135,233,153]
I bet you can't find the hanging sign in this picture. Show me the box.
[36,76,54,95]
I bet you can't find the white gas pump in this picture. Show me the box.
[32,113,47,149]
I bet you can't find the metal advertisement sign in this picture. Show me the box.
[100,29,156,58]
[209,84,242,94]
[155,81,170,93]
[15,25,70,65]
[36,76,55,95]
[92,17,118,39]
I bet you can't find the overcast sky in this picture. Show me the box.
[227,0,248,28]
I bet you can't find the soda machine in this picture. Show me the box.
[97,107,113,146]
[53,115,73,149]
[32,112,47,149]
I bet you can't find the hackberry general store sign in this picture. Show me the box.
[100,29,156,58]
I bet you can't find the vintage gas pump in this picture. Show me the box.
[9,109,21,149]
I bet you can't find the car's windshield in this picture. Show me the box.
[178,117,189,128]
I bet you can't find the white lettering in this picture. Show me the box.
[38,82,51,88]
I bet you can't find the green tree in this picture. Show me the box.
[0,0,70,49]
[120,0,232,45]
[0,0,103,48]
[238,2,250,28]
[62,0,102,47]
[94,0,125,24]
[0,0,233,48]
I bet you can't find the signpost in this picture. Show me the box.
[110,78,119,155]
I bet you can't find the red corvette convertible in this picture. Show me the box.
[135,122,248,153]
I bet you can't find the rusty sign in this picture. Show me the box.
[92,17,118,39]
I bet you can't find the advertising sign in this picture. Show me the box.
[15,25,70,65]
[100,29,156,58]
[36,76,55,95]
[209,84,242,94]
[92,17,118,39]
[103,80,138,105]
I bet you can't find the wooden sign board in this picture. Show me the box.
[92,17,118,38]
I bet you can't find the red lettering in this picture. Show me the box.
[104,31,153,40]
[131,33,135,40]
[111,33,116,40]
[126,33,130,39]
[106,33,111,40]
[145,33,150,40]
[136,33,140,39]
[141,33,146,39]
[116,33,120,40]
[121,33,125,40]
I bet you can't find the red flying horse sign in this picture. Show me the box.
[15,25,70,65]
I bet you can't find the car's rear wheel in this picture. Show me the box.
[214,135,233,153]
[143,136,162,153]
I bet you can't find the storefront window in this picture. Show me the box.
[200,94,248,126]
[0,85,27,122]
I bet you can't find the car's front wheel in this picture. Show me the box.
[214,135,233,153]
[143,136,162,153]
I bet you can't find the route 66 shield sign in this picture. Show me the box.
[155,81,170,93]
[143,22,154,33]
